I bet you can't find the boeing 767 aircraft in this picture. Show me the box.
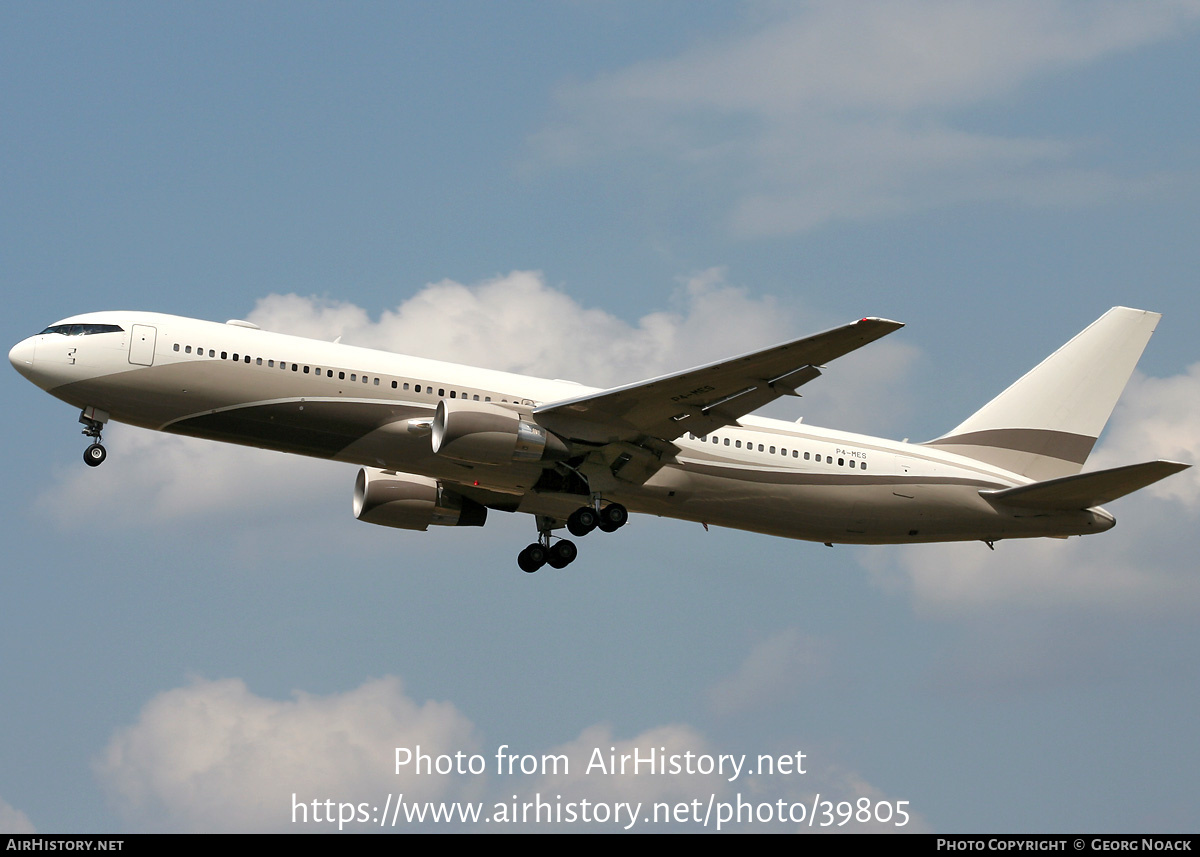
[9,306,1188,572]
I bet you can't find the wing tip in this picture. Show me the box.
[858,316,904,330]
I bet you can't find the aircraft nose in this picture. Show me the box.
[9,336,36,379]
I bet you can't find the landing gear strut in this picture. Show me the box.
[517,499,628,572]
[79,409,108,467]
[566,497,628,537]
[518,516,578,573]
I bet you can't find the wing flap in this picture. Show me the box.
[534,317,902,444]
[981,460,1190,510]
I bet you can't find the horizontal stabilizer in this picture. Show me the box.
[981,460,1190,510]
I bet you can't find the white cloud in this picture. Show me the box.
[870,501,1200,617]
[95,673,926,832]
[572,1,1197,115]
[863,364,1200,617]
[0,797,35,834]
[94,676,481,833]
[246,268,795,387]
[36,429,346,530]
[535,0,1200,234]
[522,722,722,808]
[706,628,828,718]
[1088,365,1200,508]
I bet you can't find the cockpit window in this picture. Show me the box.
[39,324,125,336]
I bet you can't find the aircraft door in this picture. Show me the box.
[129,324,157,366]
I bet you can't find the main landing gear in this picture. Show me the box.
[566,501,628,536]
[517,533,578,573]
[517,500,628,573]
[79,409,108,467]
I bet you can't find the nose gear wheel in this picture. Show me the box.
[79,411,107,467]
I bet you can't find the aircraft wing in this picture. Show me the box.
[533,317,903,445]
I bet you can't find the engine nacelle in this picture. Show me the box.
[431,399,570,465]
[353,468,487,531]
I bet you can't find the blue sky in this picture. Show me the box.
[3,1,1199,832]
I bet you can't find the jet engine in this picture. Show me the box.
[431,399,570,465]
[353,468,487,531]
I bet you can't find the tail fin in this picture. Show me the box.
[924,307,1160,480]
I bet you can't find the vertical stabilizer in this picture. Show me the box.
[924,307,1159,480]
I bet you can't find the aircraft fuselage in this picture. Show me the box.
[10,311,1115,548]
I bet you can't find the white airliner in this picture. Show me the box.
[9,306,1188,571]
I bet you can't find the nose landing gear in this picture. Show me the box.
[79,408,109,467]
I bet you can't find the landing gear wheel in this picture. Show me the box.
[546,539,578,569]
[567,506,598,537]
[518,543,548,573]
[598,503,628,533]
[84,443,107,467]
